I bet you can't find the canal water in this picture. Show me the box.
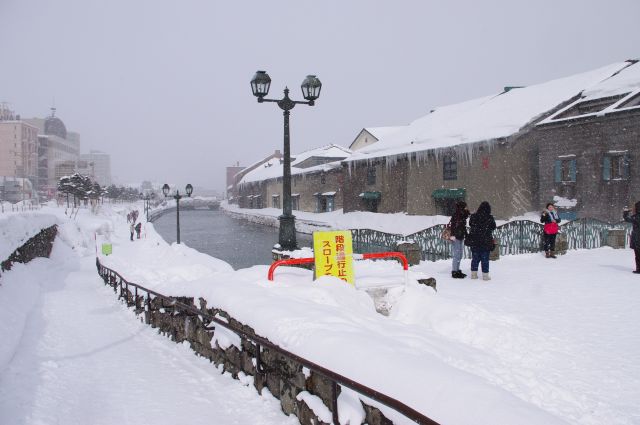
[152,209,313,269]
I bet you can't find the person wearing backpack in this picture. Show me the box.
[465,201,497,281]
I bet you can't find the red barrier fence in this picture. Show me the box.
[268,251,409,281]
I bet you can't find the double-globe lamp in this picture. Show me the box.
[162,183,193,244]
[250,70,322,251]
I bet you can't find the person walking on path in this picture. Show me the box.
[465,201,497,281]
[135,222,142,239]
[541,202,561,258]
[450,201,470,279]
[130,223,135,241]
[623,201,640,274]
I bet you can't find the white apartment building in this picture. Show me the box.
[0,106,39,200]
[26,111,81,195]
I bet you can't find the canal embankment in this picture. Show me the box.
[220,201,452,236]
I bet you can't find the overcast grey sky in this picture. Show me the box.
[1,0,638,191]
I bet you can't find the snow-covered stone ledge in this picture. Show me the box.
[100,265,404,425]
[1,224,58,277]
[0,213,58,262]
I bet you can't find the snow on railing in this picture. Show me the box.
[352,218,631,261]
[96,258,440,425]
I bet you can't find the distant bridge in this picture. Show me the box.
[147,197,220,222]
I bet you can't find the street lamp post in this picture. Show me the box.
[162,183,193,244]
[250,70,322,251]
[143,193,155,222]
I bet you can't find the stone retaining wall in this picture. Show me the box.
[1,225,58,275]
[109,278,394,425]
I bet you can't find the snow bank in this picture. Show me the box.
[0,213,58,261]
[0,261,44,370]
[3,203,639,425]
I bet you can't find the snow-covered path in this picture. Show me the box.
[3,205,640,424]
[0,243,294,425]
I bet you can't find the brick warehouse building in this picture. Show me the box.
[343,60,639,220]
[535,60,640,222]
[231,60,639,223]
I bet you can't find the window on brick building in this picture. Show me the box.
[443,155,457,180]
[554,158,576,182]
[603,153,630,181]
[367,167,376,185]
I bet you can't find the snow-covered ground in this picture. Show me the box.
[1,203,639,425]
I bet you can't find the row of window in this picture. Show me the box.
[554,154,630,182]
[269,194,336,212]
[360,152,630,188]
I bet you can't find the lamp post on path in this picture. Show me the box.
[142,192,155,222]
[250,70,322,251]
[162,183,193,244]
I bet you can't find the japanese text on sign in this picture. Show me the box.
[313,230,354,284]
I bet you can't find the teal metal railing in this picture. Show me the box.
[351,218,631,261]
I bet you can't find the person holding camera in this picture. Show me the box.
[623,202,640,273]
[541,202,561,258]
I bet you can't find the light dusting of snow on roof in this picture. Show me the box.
[347,62,631,162]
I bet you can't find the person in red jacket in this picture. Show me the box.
[540,203,561,258]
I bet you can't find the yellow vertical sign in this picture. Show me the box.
[313,230,355,284]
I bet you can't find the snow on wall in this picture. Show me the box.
[0,213,59,261]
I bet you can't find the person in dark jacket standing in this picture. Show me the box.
[466,201,497,281]
[450,201,470,279]
[623,201,640,274]
[540,202,561,258]
[135,222,142,239]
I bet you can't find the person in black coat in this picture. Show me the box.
[623,201,640,273]
[540,202,562,258]
[450,201,470,279]
[465,201,497,280]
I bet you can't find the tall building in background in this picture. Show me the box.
[0,104,39,201]
[26,108,80,197]
[80,150,111,186]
